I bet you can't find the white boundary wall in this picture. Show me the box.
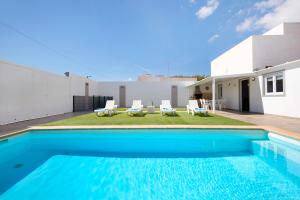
[0,61,99,125]
[98,81,194,107]
[0,61,195,125]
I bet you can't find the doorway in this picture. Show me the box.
[85,82,89,97]
[119,85,126,108]
[84,82,89,110]
[240,79,250,112]
[171,85,178,107]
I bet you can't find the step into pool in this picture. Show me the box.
[0,129,299,199]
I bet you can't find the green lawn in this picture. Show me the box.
[45,110,251,126]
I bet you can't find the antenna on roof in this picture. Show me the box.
[64,72,70,77]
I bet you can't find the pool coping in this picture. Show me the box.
[0,125,299,141]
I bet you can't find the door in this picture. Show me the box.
[241,79,249,112]
[84,82,89,110]
[171,85,178,107]
[119,85,126,108]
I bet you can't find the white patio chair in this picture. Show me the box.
[160,100,176,116]
[186,100,208,116]
[127,100,143,116]
[94,100,118,116]
[203,99,210,110]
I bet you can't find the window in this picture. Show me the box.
[218,84,223,99]
[266,77,273,93]
[276,75,283,92]
[264,72,284,95]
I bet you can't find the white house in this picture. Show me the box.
[190,23,300,118]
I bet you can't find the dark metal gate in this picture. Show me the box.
[73,96,113,112]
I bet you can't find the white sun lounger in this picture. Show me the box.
[186,100,208,116]
[94,100,117,116]
[160,100,176,116]
[127,100,143,116]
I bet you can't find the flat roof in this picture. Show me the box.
[188,59,300,87]
[187,72,255,87]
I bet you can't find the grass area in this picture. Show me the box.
[45,109,251,126]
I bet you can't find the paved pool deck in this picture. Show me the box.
[0,112,88,135]
[0,124,299,141]
[215,110,300,134]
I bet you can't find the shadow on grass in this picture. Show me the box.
[190,114,213,117]
[161,113,179,117]
[127,113,147,117]
[96,112,121,117]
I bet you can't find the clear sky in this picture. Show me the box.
[0,0,298,80]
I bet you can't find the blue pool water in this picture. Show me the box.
[0,129,300,199]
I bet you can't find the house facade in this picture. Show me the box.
[190,23,300,118]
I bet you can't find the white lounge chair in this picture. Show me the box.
[186,100,208,116]
[127,100,143,116]
[94,100,118,116]
[160,100,176,116]
[200,99,210,110]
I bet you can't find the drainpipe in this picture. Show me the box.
[212,78,216,113]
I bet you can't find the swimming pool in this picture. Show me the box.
[0,129,299,199]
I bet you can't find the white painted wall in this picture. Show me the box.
[252,35,300,70]
[220,79,240,110]
[263,23,284,35]
[283,23,300,35]
[212,23,300,76]
[263,23,300,36]
[249,76,264,113]
[98,81,194,107]
[211,37,254,76]
[0,61,99,125]
[69,74,99,96]
[259,65,300,118]
[0,60,195,125]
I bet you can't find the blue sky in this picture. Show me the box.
[0,0,297,80]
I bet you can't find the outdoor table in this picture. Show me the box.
[147,106,155,113]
